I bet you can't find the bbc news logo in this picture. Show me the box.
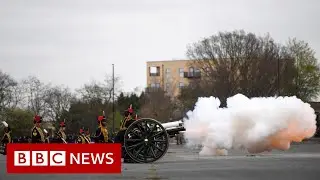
[14,151,114,166]
[6,144,121,174]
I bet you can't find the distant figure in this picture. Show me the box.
[176,132,183,145]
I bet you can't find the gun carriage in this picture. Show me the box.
[115,118,185,163]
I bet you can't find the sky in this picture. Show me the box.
[0,0,320,94]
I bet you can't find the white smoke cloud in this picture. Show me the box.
[183,94,317,156]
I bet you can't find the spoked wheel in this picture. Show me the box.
[124,118,169,163]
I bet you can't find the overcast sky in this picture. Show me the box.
[0,0,319,93]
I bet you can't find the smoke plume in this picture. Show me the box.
[183,94,317,155]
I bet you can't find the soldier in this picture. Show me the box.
[114,105,137,163]
[119,104,136,131]
[76,128,90,144]
[1,121,12,155]
[85,128,91,143]
[56,120,67,143]
[94,111,109,143]
[31,115,45,143]
[43,129,50,143]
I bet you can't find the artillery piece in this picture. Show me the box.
[121,118,185,163]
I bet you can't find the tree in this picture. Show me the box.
[286,38,320,101]
[64,100,93,134]
[3,108,34,136]
[70,74,122,133]
[117,92,141,113]
[0,70,19,112]
[184,30,298,105]
[21,76,51,117]
[178,81,205,111]
[76,74,121,105]
[45,85,74,121]
[140,88,176,122]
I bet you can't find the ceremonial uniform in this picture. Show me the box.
[56,121,67,143]
[94,114,109,143]
[31,115,45,143]
[43,129,50,143]
[119,105,136,131]
[76,128,90,144]
[1,121,12,155]
[45,137,50,143]
[85,129,91,143]
[114,105,137,163]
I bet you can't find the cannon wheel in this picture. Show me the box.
[124,118,169,163]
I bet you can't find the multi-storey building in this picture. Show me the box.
[146,60,201,97]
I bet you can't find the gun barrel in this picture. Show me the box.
[162,120,185,138]
[162,120,183,129]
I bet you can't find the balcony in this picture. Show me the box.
[184,71,201,78]
[149,72,160,76]
[145,86,162,93]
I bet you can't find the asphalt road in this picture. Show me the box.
[1,142,320,180]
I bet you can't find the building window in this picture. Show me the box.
[166,68,170,78]
[149,66,160,76]
[150,83,160,89]
[179,68,184,77]
[189,67,194,76]
[195,69,201,77]
[179,82,184,88]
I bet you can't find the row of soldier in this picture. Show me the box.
[1,104,137,156]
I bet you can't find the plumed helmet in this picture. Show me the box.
[79,128,84,134]
[124,104,134,117]
[33,115,42,124]
[60,119,66,127]
[97,111,106,123]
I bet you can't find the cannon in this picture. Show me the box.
[120,118,185,163]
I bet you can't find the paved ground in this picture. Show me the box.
[1,142,320,180]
